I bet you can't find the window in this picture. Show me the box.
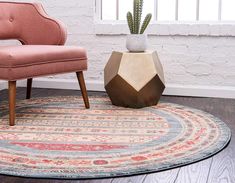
[101,0,155,21]
[100,0,235,21]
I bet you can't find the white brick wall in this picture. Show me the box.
[1,0,235,98]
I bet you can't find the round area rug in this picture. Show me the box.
[0,96,231,179]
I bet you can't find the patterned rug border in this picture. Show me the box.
[0,96,232,180]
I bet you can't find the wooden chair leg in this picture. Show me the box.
[8,81,16,126]
[76,72,90,109]
[26,78,33,99]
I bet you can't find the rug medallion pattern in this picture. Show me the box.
[0,96,231,179]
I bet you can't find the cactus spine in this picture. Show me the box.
[127,12,134,34]
[140,13,152,34]
[133,0,143,34]
[127,0,152,34]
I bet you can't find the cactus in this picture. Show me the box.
[127,0,152,34]
[127,12,134,34]
[140,13,152,34]
[133,0,143,34]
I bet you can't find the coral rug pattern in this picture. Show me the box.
[0,96,231,179]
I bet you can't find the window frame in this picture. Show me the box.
[94,0,235,36]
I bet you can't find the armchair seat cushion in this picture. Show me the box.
[0,45,87,80]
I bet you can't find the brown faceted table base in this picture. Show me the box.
[104,51,165,108]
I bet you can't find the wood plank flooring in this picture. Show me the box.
[0,88,234,183]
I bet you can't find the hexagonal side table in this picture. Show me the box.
[104,51,165,108]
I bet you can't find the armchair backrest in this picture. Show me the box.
[0,2,67,45]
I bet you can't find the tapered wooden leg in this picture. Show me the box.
[76,72,90,109]
[26,78,33,99]
[8,81,16,126]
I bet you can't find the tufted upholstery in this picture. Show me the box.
[0,2,90,126]
[0,1,88,81]
[0,1,67,45]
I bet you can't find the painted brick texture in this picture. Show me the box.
[1,0,235,89]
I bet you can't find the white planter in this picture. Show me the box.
[126,34,148,52]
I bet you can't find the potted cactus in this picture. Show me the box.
[126,0,152,52]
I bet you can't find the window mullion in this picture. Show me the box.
[196,0,200,20]
[218,0,222,20]
[116,0,119,20]
[175,0,179,20]
[155,0,158,21]
[100,0,103,20]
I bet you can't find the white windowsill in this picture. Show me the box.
[94,21,235,36]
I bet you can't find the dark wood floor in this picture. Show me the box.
[0,88,234,183]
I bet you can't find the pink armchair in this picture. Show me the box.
[0,2,90,126]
